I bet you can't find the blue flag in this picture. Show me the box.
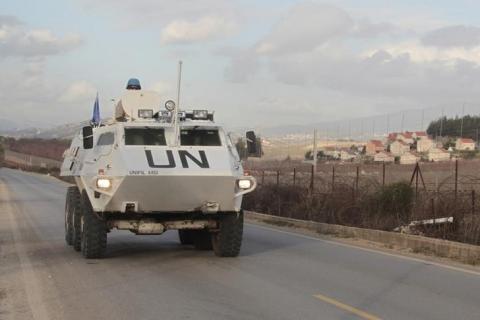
[92,93,100,126]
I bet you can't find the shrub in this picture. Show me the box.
[362,182,414,230]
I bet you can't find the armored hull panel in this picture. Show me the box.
[105,175,237,212]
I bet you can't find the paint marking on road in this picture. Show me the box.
[314,293,382,320]
[247,223,480,277]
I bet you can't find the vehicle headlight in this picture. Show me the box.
[96,178,112,189]
[165,100,176,111]
[238,179,252,189]
[138,109,153,118]
[193,110,208,119]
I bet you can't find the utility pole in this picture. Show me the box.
[401,112,405,132]
[312,129,318,173]
[439,108,444,138]
[421,109,425,130]
[348,120,351,140]
[361,119,364,142]
[460,103,466,137]
[372,119,375,138]
[336,124,340,141]
[386,114,390,135]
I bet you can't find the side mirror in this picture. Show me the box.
[246,131,261,157]
[82,126,94,149]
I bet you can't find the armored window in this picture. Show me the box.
[180,129,221,146]
[125,128,166,146]
[97,132,115,146]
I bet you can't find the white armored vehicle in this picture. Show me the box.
[61,77,260,259]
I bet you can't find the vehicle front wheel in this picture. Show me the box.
[80,192,107,259]
[68,187,82,252]
[212,211,243,257]
[65,187,75,245]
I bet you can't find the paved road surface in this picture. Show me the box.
[1,168,479,320]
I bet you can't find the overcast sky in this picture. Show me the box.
[1,0,480,130]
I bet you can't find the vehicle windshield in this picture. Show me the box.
[124,128,166,146]
[180,129,221,146]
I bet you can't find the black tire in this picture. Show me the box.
[65,187,74,245]
[71,187,82,252]
[193,230,213,250]
[80,192,107,259]
[212,211,243,257]
[178,230,195,245]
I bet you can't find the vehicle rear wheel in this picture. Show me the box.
[80,192,107,259]
[193,230,213,250]
[212,211,243,257]
[178,230,195,245]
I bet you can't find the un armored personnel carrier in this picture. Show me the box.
[61,78,259,259]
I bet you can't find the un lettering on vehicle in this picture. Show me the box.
[145,150,210,169]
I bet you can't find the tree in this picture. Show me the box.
[427,115,480,140]
[305,150,313,160]
[0,136,4,166]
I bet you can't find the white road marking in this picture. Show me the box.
[0,181,51,320]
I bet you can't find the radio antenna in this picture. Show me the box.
[174,60,183,146]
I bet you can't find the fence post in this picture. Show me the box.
[332,165,335,192]
[472,190,476,215]
[276,170,280,187]
[356,166,359,195]
[382,162,386,187]
[432,197,436,227]
[454,159,458,202]
[293,167,296,186]
[415,164,419,199]
[310,165,315,192]
[261,170,265,185]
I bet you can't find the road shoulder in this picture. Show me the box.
[245,212,480,276]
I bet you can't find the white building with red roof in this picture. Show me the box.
[366,140,384,155]
[390,140,410,156]
[455,138,475,151]
[417,137,434,153]
[397,132,414,144]
[412,131,428,139]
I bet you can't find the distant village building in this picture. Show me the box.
[428,148,451,162]
[456,138,476,151]
[397,132,414,145]
[416,137,434,153]
[400,152,420,165]
[374,152,394,163]
[390,140,410,156]
[388,133,399,142]
[366,140,384,155]
[412,131,428,139]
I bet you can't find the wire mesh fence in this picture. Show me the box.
[244,160,480,246]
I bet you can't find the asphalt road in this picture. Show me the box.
[1,168,479,320]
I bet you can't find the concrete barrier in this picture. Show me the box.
[245,211,480,265]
